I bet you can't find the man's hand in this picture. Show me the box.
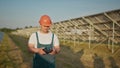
[49,48,56,55]
[37,48,46,55]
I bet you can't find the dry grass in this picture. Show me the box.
[0,33,31,68]
[2,33,120,68]
[9,34,33,67]
[59,40,120,68]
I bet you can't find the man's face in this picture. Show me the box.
[41,25,51,33]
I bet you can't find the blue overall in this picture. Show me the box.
[33,32,55,68]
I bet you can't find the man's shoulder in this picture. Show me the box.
[33,31,39,34]
[30,31,38,36]
[52,33,58,38]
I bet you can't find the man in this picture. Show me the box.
[28,15,60,68]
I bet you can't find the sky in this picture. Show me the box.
[0,0,120,29]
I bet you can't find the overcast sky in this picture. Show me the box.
[0,0,120,29]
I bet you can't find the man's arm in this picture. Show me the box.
[49,46,60,55]
[28,43,46,55]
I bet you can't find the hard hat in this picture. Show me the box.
[39,15,52,26]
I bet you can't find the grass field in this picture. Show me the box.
[59,40,120,68]
[9,34,33,68]
[1,33,120,68]
[0,33,25,68]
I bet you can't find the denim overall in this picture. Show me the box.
[33,32,55,68]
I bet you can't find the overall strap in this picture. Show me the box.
[36,32,39,45]
[51,33,54,46]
